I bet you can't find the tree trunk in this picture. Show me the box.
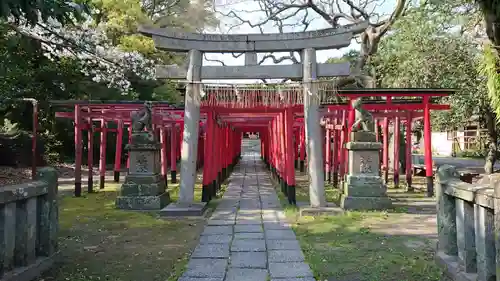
[484,109,497,174]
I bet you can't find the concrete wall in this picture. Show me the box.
[0,167,59,281]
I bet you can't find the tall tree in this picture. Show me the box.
[370,1,498,173]
[215,0,407,87]
[0,0,88,25]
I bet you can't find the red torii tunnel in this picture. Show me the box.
[51,88,452,201]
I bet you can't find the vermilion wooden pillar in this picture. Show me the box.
[74,105,82,197]
[423,97,434,197]
[275,118,279,178]
[198,128,204,170]
[211,117,219,193]
[279,112,286,192]
[202,111,214,202]
[405,114,413,191]
[347,98,355,142]
[325,127,331,183]
[218,123,223,188]
[332,128,339,188]
[170,126,178,183]
[87,118,94,193]
[382,118,389,184]
[294,129,300,169]
[375,120,382,177]
[393,116,401,188]
[114,120,124,183]
[285,108,296,205]
[213,120,220,191]
[160,126,168,186]
[261,133,266,163]
[99,119,107,190]
[322,126,326,181]
[216,122,221,186]
[299,126,306,172]
[178,126,183,162]
[224,124,229,178]
[338,112,346,181]
[271,118,276,180]
[127,126,131,170]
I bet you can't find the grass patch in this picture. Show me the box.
[276,172,444,281]
[292,213,443,281]
[42,173,219,281]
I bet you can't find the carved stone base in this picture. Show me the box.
[116,192,171,210]
[343,175,387,197]
[299,202,343,217]
[159,202,208,217]
[119,174,166,196]
[116,131,169,211]
[340,195,392,211]
[341,136,391,211]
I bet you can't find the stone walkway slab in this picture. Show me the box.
[177,140,316,281]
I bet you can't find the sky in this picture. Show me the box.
[198,0,396,83]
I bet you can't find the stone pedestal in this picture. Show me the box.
[340,132,392,210]
[116,132,170,210]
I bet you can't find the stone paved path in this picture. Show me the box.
[178,141,315,281]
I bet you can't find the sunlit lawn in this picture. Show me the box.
[41,172,220,281]
[277,170,446,281]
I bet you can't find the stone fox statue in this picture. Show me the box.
[350,98,374,132]
[131,101,153,132]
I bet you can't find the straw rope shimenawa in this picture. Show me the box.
[182,80,341,108]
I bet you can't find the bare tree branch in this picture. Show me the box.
[204,53,226,65]
[217,0,408,88]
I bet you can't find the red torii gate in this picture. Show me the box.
[51,87,453,202]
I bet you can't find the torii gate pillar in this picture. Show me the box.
[303,48,326,208]
[178,50,202,203]
[160,49,207,216]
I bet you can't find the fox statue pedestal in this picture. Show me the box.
[340,131,392,211]
[115,132,170,210]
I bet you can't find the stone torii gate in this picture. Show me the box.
[140,22,367,209]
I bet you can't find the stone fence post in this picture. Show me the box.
[0,167,59,281]
[435,165,496,281]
